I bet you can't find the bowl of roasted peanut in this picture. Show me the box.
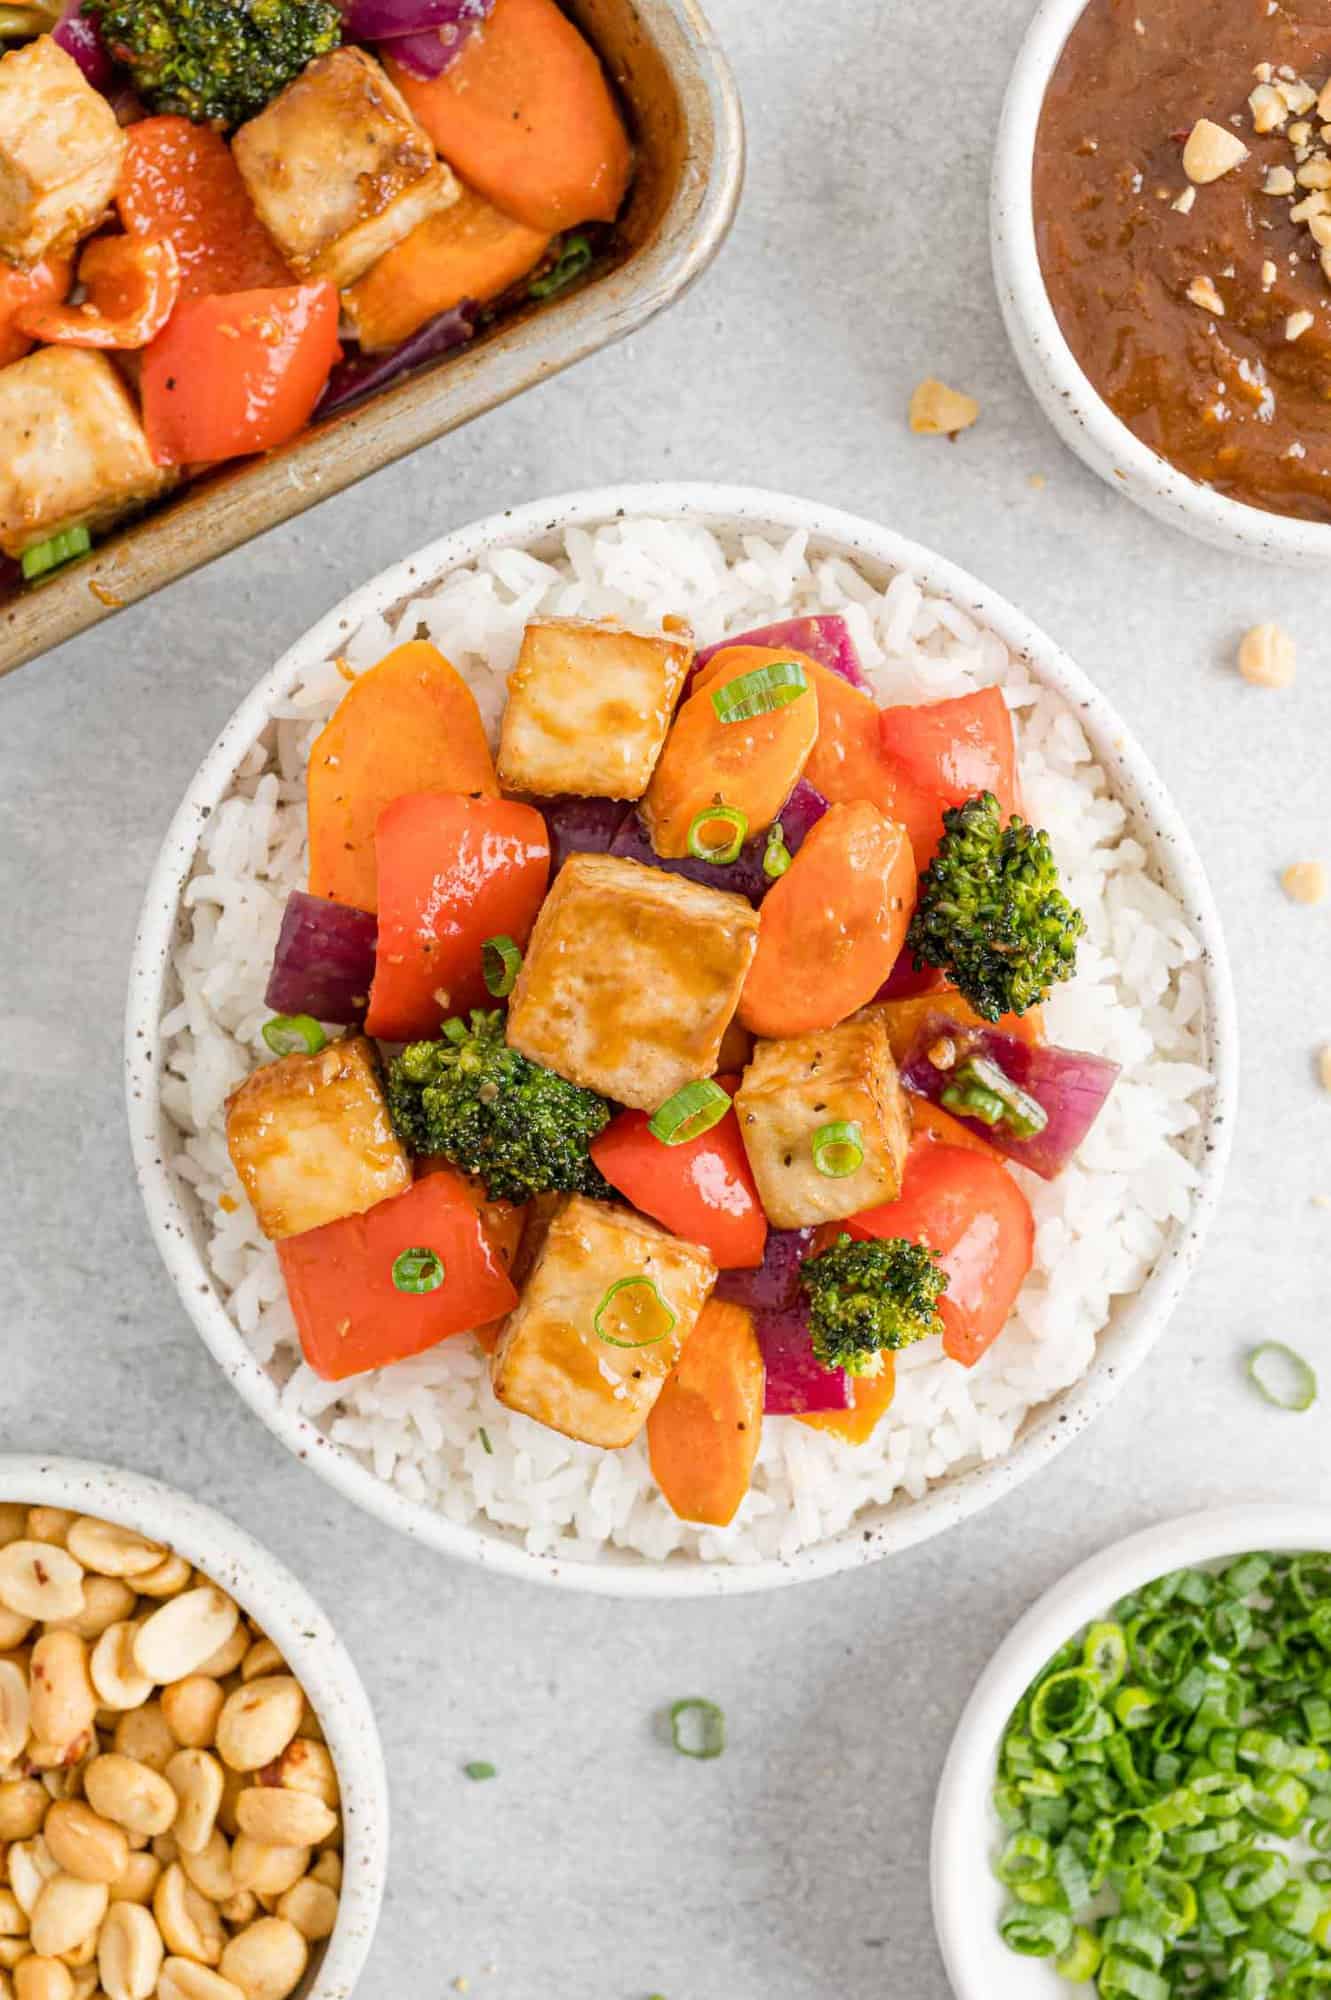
[0,1456,387,2000]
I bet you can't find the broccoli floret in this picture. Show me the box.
[88,0,341,126]
[907,791,1085,1021]
[800,1233,947,1377]
[386,1010,614,1207]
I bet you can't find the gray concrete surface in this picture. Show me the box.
[2,1,1329,1994]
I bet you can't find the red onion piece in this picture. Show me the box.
[758,1310,852,1414]
[714,1227,817,1312]
[873,946,947,1004]
[690,614,869,700]
[609,779,828,906]
[900,1014,1121,1180]
[53,0,116,90]
[382,8,485,75]
[265,891,378,1025]
[318,303,474,418]
[540,797,630,876]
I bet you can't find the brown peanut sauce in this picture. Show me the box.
[1034,0,1331,522]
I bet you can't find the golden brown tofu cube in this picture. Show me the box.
[232,49,458,289]
[0,349,171,559]
[506,853,760,1112]
[225,1036,410,1242]
[0,36,125,265]
[491,1196,716,1448]
[735,1007,911,1229]
[497,619,694,800]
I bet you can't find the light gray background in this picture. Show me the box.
[2,0,1328,1994]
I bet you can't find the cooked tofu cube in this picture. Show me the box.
[491,1195,716,1447]
[0,349,171,559]
[232,49,459,289]
[0,37,125,265]
[506,853,760,1111]
[735,1007,911,1229]
[497,619,694,800]
[225,1036,410,1241]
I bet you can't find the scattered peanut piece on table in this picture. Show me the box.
[1282,861,1327,905]
[1237,623,1296,687]
[1318,1046,1331,1092]
[908,378,980,436]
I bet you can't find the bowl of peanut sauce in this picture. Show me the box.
[993,0,1331,563]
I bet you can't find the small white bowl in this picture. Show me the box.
[991,0,1331,566]
[932,1503,1331,2000]
[0,1454,388,2000]
[125,481,1238,1597]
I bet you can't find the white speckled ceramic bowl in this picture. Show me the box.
[0,1455,388,2000]
[932,1504,1331,2000]
[992,0,1331,566]
[125,482,1237,1597]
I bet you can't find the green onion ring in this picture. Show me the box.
[762,821,792,879]
[709,659,809,725]
[669,1698,725,1760]
[261,1013,328,1058]
[594,1276,677,1348]
[1247,1341,1317,1412]
[463,1760,497,1781]
[811,1120,864,1179]
[482,933,523,998]
[686,803,748,863]
[391,1246,445,1295]
[648,1079,730,1147]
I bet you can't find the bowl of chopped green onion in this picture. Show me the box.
[932,1506,1331,2000]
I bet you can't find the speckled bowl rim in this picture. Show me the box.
[991,0,1331,566]
[0,1454,388,2000]
[931,1504,1331,2000]
[124,480,1238,1599]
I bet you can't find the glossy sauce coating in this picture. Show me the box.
[1035,0,1331,521]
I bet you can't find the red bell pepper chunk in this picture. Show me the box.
[589,1077,766,1271]
[364,791,550,1043]
[15,235,180,351]
[277,1166,518,1381]
[140,282,339,464]
[877,688,1018,826]
[842,1140,1033,1367]
[802,661,946,867]
[0,255,72,367]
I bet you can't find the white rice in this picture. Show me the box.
[159,519,1211,1567]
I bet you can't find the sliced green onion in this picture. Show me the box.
[940,1053,1048,1139]
[594,1276,676,1348]
[811,1120,864,1179]
[463,1761,496,1781]
[21,523,91,581]
[1247,1341,1317,1412]
[648,1079,730,1147]
[528,231,593,298]
[669,1698,725,1760]
[999,1907,1073,1957]
[1055,1925,1102,1981]
[709,658,809,725]
[478,1427,493,1456]
[686,803,748,863]
[481,933,522,998]
[1084,1621,1129,1691]
[762,821,792,879]
[391,1246,445,1295]
[261,1013,327,1058]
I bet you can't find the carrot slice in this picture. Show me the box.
[15,236,180,350]
[343,182,550,352]
[640,644,819,860]
[308,640,499,914]
[647,1301,764,1527]
[118,117,291,300]
[739,801,917,1039]
[799,1358,896,1444]
[0,255,71,367]
[877,991,1044,1065]
[386,0,632,233]
[904,1095,999,1159]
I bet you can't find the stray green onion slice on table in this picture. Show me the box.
[463,1761,496,1781]
[710,659,808,724]
[261,1013,327,1057]
[482,933,523,998]
[686,802,748,863]
[994,1551,1331,1995]
[1247,1341,1317,1412]
[391,1246,445,1295]
[812,1120,864,1178]
[649,1078,730,1147]
[670,1698,725,1760]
